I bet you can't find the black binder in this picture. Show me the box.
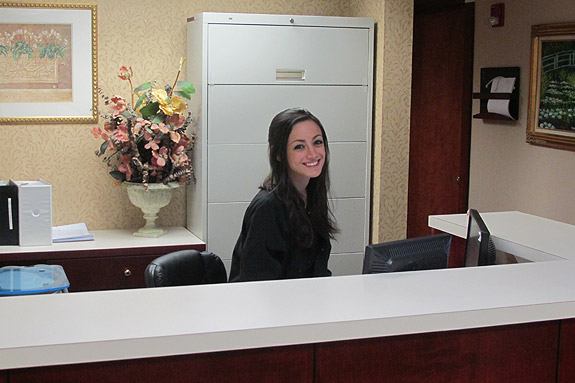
[0,181,19,245]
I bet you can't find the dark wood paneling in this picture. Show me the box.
[415,0,465,13]
[408,3,474,238]
[315,321,560,383]
[9,345,314,383]
[558,319,575,383]
[52,254,159,291]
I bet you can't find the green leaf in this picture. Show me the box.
[177,81,195,95]
[133,82,151,94]
[151,114,165,124]
[134,93,146,110]
[139,102,160,120]
[99,140,108,155]
[109,170,125,181]
[174,90,192,100]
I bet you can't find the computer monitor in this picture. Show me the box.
[362,233,451,274]
[464,209,496,267]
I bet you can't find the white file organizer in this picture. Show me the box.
[10,179,52,246]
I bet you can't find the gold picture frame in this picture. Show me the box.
[0,2,97,124]
[527,22,575,151]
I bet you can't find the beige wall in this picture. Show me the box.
[1,0,413,240]
[470,0,575,225]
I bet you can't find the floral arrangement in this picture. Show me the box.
[91,59,196,187]
[0,28,68,60]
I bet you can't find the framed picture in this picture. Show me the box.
[0,2,97,124]
[527,22,575,151]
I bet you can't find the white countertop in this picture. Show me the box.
[1,212,575,370]
[0,227,203,254]
[429,211,572,262]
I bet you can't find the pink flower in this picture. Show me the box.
[91,126,102,138]
[171,142,189,166]
[145,137,160,151]
[166,113,186,129]
[110,95,127,116]
[118,66,133,81]
[114,124,130,142]
[133,118,149,135]
[151,123,169,134]
[151,148,168,168]
[118,155,134,181]
[169,131,181,143]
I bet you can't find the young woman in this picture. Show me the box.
[228,108,338,282]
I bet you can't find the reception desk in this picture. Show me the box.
[1,212,575,382]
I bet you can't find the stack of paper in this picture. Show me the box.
[52,223,94,243]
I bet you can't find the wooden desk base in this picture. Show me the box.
[6,319,573,383]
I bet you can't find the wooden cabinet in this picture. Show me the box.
[5,321,569,382]
[315,321,560,383]
[0,228,205,292]
[8,345,313,383]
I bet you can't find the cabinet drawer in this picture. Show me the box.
[207,143,367,203]
[331,198,368,254]
[208,24,370,85]
[208,85,369,144]
[207,202,249,261]
[50,255,159,292]
[206,198,368,263]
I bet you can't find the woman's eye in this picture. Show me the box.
[314,140,324,146]
[294,144,305,150]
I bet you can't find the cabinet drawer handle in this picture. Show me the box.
[276,69,305,81]
[124,269,132,277]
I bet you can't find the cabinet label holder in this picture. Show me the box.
[276,69,306,81]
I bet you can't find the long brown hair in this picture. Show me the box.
[261,108,338,248]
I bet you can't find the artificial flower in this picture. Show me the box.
[93,62,196,187]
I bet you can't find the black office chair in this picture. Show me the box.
[145,250,227,287]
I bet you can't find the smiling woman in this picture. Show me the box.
[228,108,338,282]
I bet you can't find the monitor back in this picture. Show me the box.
[465,209,496,267]
[362,233,452,274]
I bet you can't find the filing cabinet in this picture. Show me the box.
[186,13,374,275]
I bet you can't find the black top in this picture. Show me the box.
[228,189,332,282]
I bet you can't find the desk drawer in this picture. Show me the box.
[51,254,159,292]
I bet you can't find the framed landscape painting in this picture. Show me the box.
[0,2,97,124]
[527,22,575,151]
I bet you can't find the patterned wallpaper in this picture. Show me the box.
[0,0,412,240]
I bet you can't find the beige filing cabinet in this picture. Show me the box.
[186,12,374,275]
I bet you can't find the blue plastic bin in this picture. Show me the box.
[0,264,70,295]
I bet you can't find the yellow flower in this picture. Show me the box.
[170,96,187,115]
[151,88,187,116]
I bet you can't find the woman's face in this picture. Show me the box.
[286,119,325,190]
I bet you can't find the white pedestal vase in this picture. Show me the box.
[125,182,180,238]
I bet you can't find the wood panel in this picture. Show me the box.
[9,345,314,383]
[315,321,560,383]
[52,254,159,292]
[407,3,474,238]
[558,319,575,383]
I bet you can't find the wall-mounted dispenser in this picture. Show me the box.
[489,3,505,27]
[473,66,519,121]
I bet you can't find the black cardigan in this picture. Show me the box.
[228,189,332,282]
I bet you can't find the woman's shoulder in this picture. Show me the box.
[249,188,283,211]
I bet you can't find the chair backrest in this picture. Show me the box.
[145,250,227,287]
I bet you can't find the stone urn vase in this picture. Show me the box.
[124,182,180,238]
